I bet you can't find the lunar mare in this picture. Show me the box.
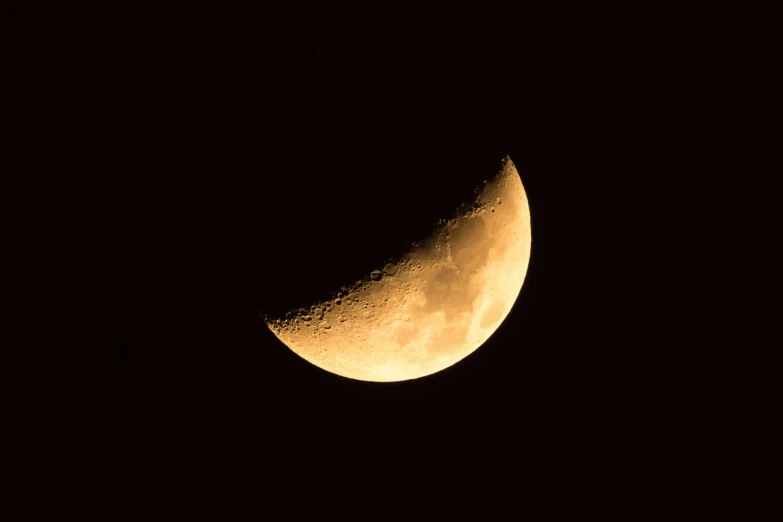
[266,156,531,382]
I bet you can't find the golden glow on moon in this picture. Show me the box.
[266,156,531,382]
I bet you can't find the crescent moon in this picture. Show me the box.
[266,156,531,382]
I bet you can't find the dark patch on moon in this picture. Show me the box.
[450,215,491,273]
[394,322,418,347]
[430,323,469,355]
[421,266,477,319]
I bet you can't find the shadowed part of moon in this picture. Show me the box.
[266,156,531,382]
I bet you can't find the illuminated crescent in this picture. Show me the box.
[266,156,531,382]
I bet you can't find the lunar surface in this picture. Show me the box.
[266,156,531,382]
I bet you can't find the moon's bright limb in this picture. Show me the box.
[266,156,531,382]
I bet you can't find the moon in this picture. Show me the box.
[266,156,531,382]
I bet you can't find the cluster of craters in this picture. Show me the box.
[267,258,411,339]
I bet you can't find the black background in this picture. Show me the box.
[7,7,779,521]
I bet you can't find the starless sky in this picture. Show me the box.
[8,9,776,521]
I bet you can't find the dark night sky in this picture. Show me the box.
[7,8,779,521]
